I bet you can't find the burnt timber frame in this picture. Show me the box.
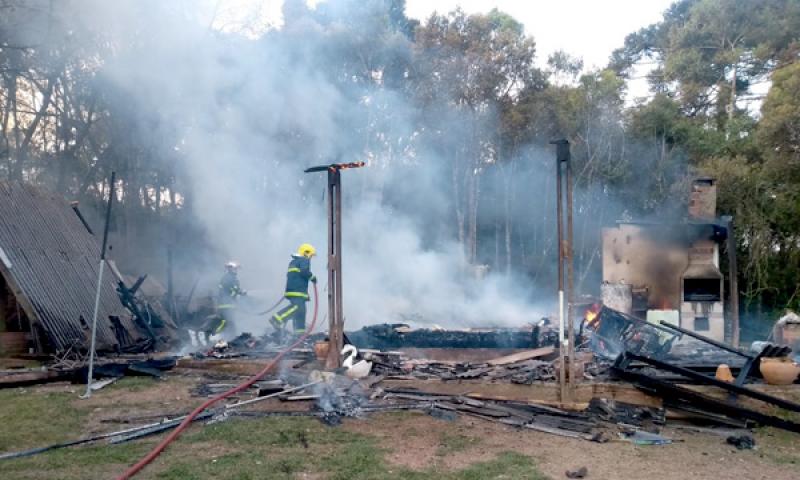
[658,319,791,398]
[613,354,800,433]
[619,352,800,414]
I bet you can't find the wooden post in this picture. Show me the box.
[551,140,571,403]
[304,162,365,370]
[325,168,344,369]
[726,216,740,347]
[556,147,565,403]
[565,143,575,399]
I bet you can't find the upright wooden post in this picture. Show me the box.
[304,162,365,370]
[325,168,344,369]
[551,139,573,403]
[565,144,575,398]
[725,216,740,347]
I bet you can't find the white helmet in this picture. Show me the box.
[225,261,240,271]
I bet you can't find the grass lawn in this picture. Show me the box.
[0,378,548,480]
[3,375,799,480]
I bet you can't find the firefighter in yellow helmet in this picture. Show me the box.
[271,244,316,336]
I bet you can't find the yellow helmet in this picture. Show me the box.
[297,243,316,258]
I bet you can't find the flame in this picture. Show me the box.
[585,303,601,327]
[330,161,366,171]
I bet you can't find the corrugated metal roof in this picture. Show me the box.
[0,181,146,353]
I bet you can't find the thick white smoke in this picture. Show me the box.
[74,0,553,333]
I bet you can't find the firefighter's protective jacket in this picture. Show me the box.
[218,271,243,306]
[285,254,315,299]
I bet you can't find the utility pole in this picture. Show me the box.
[304,161,365,369]
[723,215,740,347]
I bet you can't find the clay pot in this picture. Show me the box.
[715,364,735,383]
[759,357,800,385]
[313,341,330,361]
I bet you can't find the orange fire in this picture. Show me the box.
[330,161,366,171]
[584,303,601,327]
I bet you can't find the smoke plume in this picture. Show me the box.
[69,0,594,332]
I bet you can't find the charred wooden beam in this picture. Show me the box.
[613,356,800,434]
[622,352,800,413]
[658,320,747,357]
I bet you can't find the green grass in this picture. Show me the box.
[0,390,548,480]
[436,432,481,456]
[0,389,85,451]
[158,420,544,480]
[108,376,161,391]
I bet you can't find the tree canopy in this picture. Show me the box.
[1,0,799,335]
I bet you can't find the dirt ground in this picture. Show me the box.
[1,367,798,480]
[349,409,800,480]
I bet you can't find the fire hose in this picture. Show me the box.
[117,282,320,480]
[255,295,286,316]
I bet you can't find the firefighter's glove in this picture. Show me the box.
[311,276,317,284]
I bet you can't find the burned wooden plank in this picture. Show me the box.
[523,422,594,440]
[587,397,665,426]
[384,387,467,397]
[437,401,510,418]
[486,347,556,366]
[489,399,590,419]
[344,324,538,350]
[453,367,493,379]
[665,402,749,429]
[0,370,70,388]
[387,393,453,402]
[533,415,595,434]
[658,321,749,357]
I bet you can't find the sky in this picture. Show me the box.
[404,0,675,71]
[214,0,677,102]
[217,0,675,71]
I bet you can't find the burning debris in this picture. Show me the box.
[583,305,678,359]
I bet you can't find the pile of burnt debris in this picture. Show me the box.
[2,303,798,463]
[0,355,178,390]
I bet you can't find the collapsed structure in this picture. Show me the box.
[0,182,172,355]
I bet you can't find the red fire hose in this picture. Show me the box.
[117,283,320,479]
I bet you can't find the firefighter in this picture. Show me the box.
[195,261,246,346]
[271,244,316,337]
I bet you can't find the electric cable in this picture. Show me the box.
[116,282,320,479]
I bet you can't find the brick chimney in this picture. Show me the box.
[688,177,716,220]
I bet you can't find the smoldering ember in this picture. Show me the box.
[1,1,799,479]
